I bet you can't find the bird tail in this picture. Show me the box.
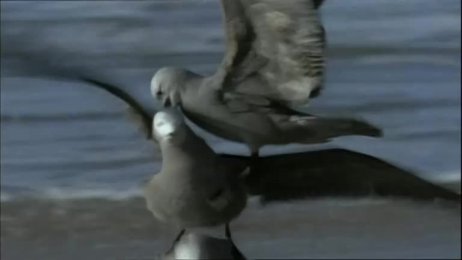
[285,115,383,144]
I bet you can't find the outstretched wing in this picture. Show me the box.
[219,149,460,203]
[2,48,158,140]
[215,0,326,105]
[80,78,157,140]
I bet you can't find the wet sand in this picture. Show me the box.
[2,196,460,260]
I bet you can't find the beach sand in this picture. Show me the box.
[2,194,460,260]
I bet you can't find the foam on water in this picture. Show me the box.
[1,186,144,202]
[427,171,462,184]
[1,172,459,202]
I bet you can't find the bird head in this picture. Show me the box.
[152,108,187,143]
[150,67,190,108]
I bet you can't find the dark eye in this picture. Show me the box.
[156,90,163,97]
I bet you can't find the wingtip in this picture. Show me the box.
[369,125,384,138]
[313,0,325,9]
[351,119,384,138]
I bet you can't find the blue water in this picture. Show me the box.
[1,0,460,200]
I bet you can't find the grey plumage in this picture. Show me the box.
[217,0,325,103]
[145,108,249,258]
[144,109,247,229]
[151,0,382,155]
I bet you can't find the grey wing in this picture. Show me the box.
[215,0,326,105]
[80,78,157,140]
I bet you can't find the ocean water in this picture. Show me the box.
[1,0,461,259]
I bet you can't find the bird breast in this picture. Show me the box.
[144,171,246,228]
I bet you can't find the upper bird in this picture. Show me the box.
[150,0,382,158]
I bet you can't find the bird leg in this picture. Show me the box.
[251,150,259,160]
[225,223,232,239]
[250,150,259,173]
[225,223,247,259]
[244,149,261,190]
[166,228,186,254]
[173,228,186,242]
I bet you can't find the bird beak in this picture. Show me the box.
[154,122,176,140]
[162,126,175,138]
[162,96,171,107]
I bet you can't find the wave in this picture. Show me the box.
[0,111,124,123]
[1,185,144,202]
[1,172,459,203]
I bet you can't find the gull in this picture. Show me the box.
[150,0,382,161]
[145,107,248,249]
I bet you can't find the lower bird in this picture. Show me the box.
[145,108,248,256]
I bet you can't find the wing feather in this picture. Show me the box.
[216,0,326,105]
[80,78,156,140]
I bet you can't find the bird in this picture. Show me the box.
[150,0,382,162]
[6,0,381,165]
[144,107,248,252]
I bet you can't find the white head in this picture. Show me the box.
[151,67,194,107]
[152,109,187,143]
